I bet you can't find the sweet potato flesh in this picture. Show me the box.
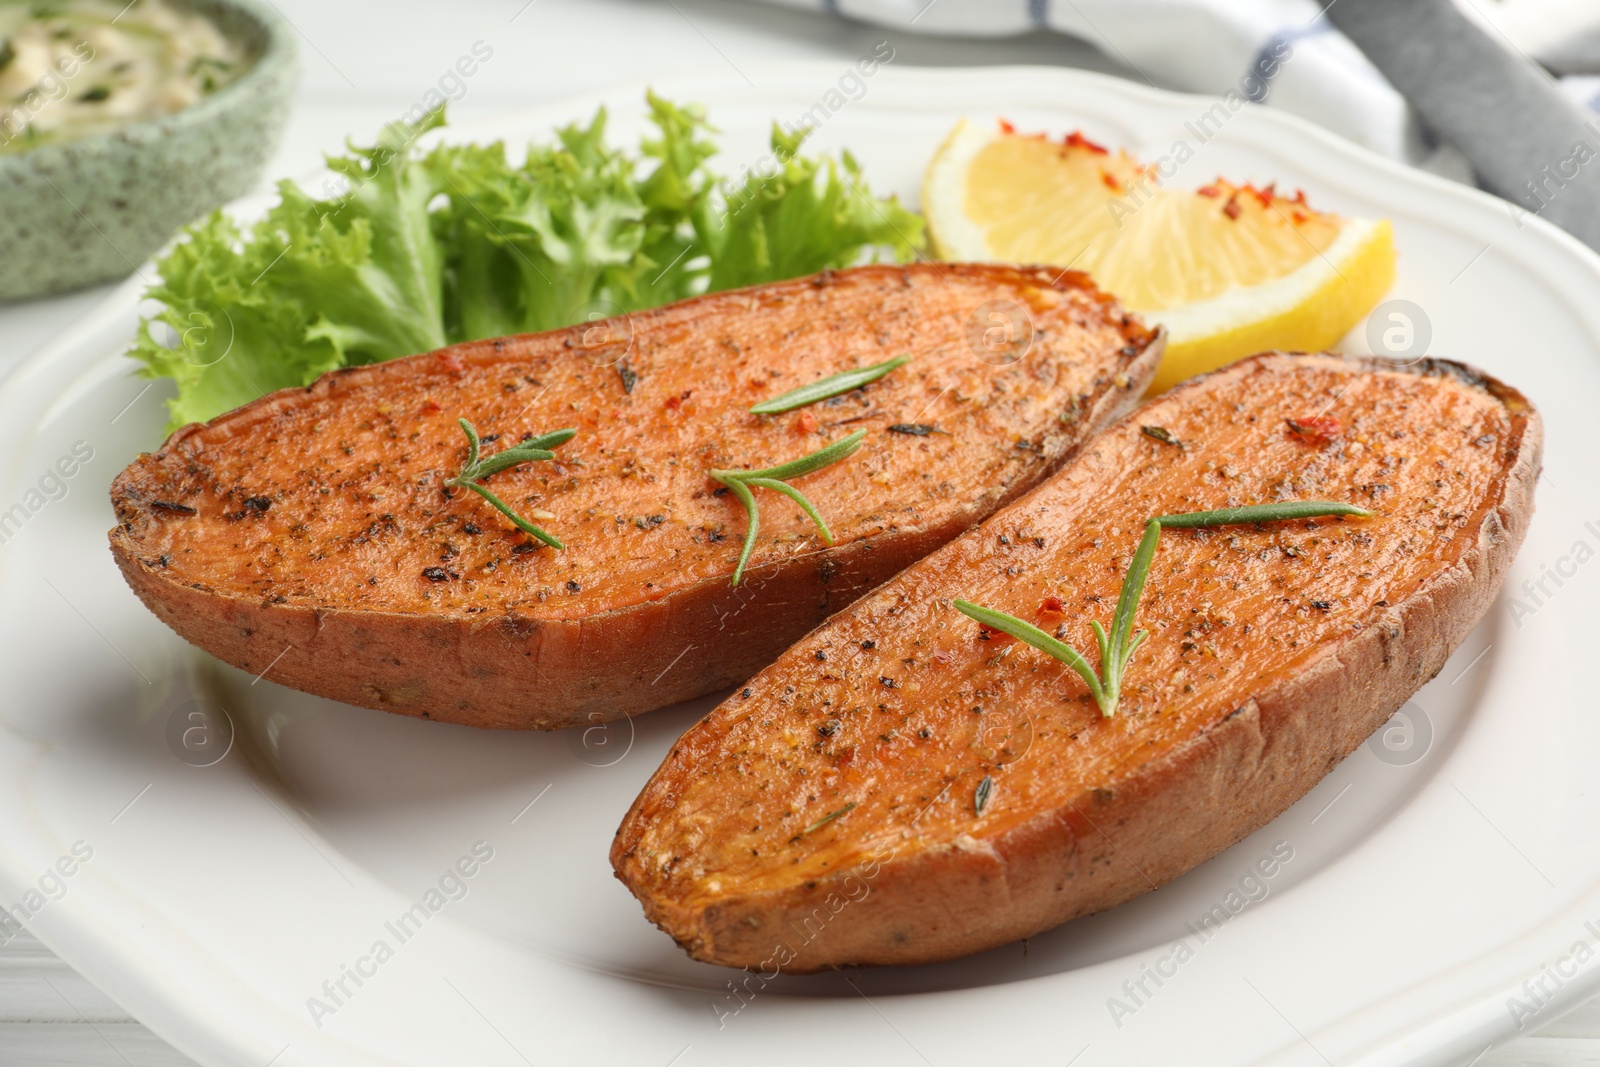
[112,266,1150,622]
[614,354,1533,953]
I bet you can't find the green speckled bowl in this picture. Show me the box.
[0,0,296,302]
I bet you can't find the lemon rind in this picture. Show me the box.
[1148,219,1397,392]
[1147,218,1384,342]
[922,117,995,262]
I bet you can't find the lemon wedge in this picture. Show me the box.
[923,119,1396,393]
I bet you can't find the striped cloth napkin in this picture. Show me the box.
[755,0,1600,249]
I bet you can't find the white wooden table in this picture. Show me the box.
[0,1,1594,1062]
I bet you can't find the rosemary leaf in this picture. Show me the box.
[470,446,558,480]
[721,477,761,586]
[1109,519,1160,664]
[974,775,993,816]
[953,600,1106,708]
[458,417,480,471]
[803,802,857,834]
[751,356,910,414]
[744,477,836,545]
[1141,425,1182,448]
[1156,500,1373,528]
[732,429,867,482]
[1089,619,1111,669]
[1100,519,1161,714]
[460,482,563,548]
[469,427,575,472]
[515,427,580,452]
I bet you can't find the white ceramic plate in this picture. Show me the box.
[2,64,1598,1067]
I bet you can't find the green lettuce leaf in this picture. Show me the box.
[629,92,717,310]
[131,95,924,428]
[700,123,924,292]
[127,211,345,427]
[429,106,647,337]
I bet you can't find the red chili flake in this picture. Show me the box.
[1285,415,1343,441]
[419,398,441,414]
[1100,170,1122,192]
[1222,194,1242,220]
[435,351,464,372]
[1036,596,1068,624]
[976,623,1016,648]
[1064,130,1109,155]
[1197,183,1222,198]
[664,395,682,412]
[835,746,855,769]
[795,410,819,434]
[1249,182,1276,207]
[998,118,1016,134]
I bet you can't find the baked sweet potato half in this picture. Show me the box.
[109,264,1161,729]
[612,351,1540,971]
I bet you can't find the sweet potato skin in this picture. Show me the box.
[611,352,1540,971]
[108,264,1161,729]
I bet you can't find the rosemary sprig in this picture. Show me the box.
[955,500,1372,717]
[446,418,576,549]
[750,355,910,414]
[710,430,866,586]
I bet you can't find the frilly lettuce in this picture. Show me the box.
[130,94,924,428]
